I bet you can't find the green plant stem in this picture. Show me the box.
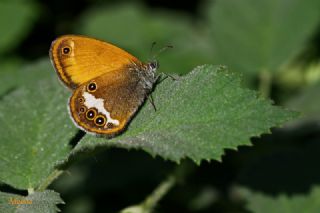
[119,175,176,213]
[142,162,194,212]
[142,175,176,212]
[36,169,63,192]
[120,162,194,213]
[259,70,272,98]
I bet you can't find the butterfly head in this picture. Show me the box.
[134,60,158,91]
[147,60,159,73]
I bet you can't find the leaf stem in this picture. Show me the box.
[120,162,194,213]
[36,169,63,192]
[143,175,176,211]
[259,70,272,98]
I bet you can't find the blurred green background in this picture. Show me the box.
[1,0,320,212]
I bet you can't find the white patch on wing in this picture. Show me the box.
[82,92,119,126]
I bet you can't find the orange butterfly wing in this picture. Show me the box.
[49,35,141,89]
[49,35,157,136]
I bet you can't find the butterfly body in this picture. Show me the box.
[50,35,158,136]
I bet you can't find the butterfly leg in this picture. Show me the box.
[156,73,178,84]
[148,94,157,112]
[149,73,178,112]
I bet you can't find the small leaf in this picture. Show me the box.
[0,0,38,55]
[208,0,320,74]
[68,65,297,164]
[0,190,64,213]
[236,186,320,213]
[0,76,77,189]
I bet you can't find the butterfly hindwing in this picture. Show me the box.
[68,66,149,135]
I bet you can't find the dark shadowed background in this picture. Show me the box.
[1,0,320,212]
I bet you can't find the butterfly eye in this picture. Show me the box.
[95,115,106,127]
[87,82,97,92]
[149,61,158,70]
[86,108,97,120]
[62,46,71,55]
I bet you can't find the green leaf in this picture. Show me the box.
[77,4,214,74]
[208,0,320,74]
[274,61,320,90]
[0,59,22,97]
[0,58,52,98]
[67,65,297,164]
[0,75,77,189]
[236,186,320,213]
[0,0,38,55]
[0,190,64,213]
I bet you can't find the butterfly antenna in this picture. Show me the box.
[149,41,157,60]
[152,45,173,59]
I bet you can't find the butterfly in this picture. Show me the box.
[49,35,159,136]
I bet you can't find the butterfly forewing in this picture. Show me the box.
[50,35,141,89]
